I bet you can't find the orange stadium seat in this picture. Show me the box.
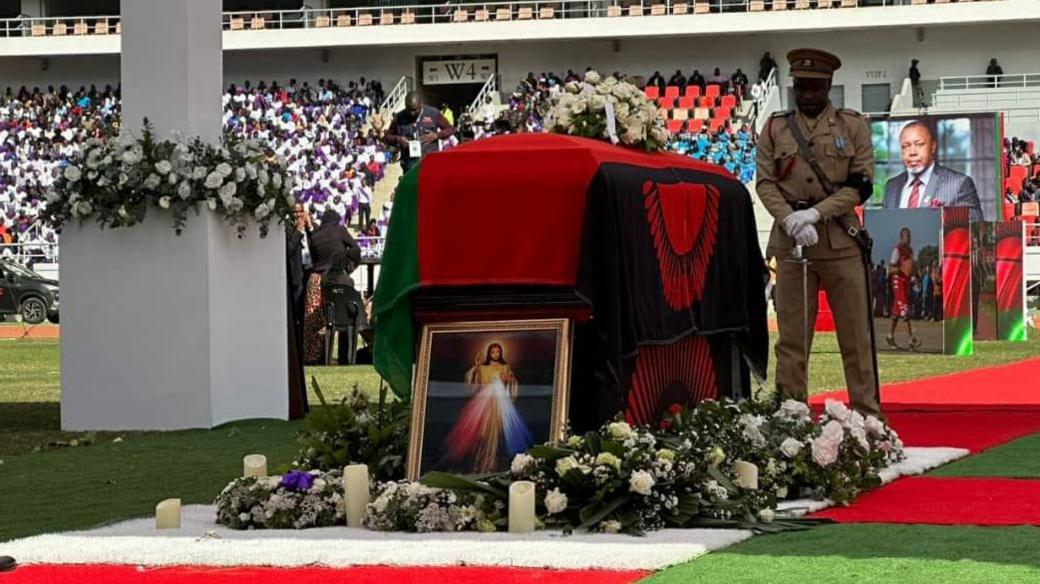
[705,84,720,99]
[645,86,661,99]
[678,96,695,109]
[667,119,683,134]
[687,119,704,133]
[664,86,680,99]
[684,85,701,98]
[672,3,689,14]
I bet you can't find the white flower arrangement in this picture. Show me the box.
[544,71,670,152]
[43,120,295,238]
[215,470,345,530]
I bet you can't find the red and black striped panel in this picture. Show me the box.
[624,335,718,427]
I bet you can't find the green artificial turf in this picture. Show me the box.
[930,433,1040,478]
[0,338,384,457]
[645,524,1040,583]
[0,418,304,542]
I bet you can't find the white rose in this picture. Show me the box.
[707,446,726,466]
[205,171,224,189]
[758,509,775,523]
[584,70,602,85]
[780,438,804,459]
[811,434,841,467]
[238,512,250,522]
[595,452,621,471]
[628,470,655,496]
[207,198,218,211]
[822,420,845,441]
[177,181,192,199]
[193,166,208,180]
[824,400,851,423]
[118,173,129,187]
[258,169,270,186]
[607,422,633,441]
[219,181,237,201]
[253,203,270,220]
[63,165,82,182]
[235,167,246,183]
[372,495,389,513]
[564,81,581,95]
[245,162,258,179]
[777,400,812,422]
[565,435,584,449]
[865,415,886,437]
[543,488,568,515]
[121,150,141,165]
[569,100,587,116]
[589,94,607,113]
[228,197,244,213]
[656,449,675,462]
[216,162,233,177]
[599,520,621,534]
[144,173,162,190]
[850,427,870,451]
[117,205,130,219]
[155,160,173,175]
[776,485,788,499]
[511,453,535,476]
[555,456,579,477]
[168,172,179,185]
[158,196,171,209]
[272,173,283,189]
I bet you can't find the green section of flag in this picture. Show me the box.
[645,524,1040,583]
[373,164,422,400]
[944,316,974,356]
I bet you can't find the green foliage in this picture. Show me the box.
[293,378,410,481]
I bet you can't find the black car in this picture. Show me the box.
[0,259,59,325]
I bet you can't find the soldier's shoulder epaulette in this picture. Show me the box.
[770,110,793,118]
[837,108,863,118]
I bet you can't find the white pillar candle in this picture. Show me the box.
[343,464,370,528]
[508,481,536,533]
[155,498,181,529]
[733,460,759,490]
[243,454,267,478]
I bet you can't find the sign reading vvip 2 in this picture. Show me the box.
[423,58,496,85]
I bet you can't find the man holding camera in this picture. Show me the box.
[756,48,881,418]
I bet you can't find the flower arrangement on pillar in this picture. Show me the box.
[543,70,670,152]
[42,120,295,238]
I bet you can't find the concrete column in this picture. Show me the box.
[61,0,289,430]
[20,0,45,18]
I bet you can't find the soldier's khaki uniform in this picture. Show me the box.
[756,101,881,418]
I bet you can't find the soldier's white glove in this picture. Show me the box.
[792,224,819,247]
[782,209,821,238]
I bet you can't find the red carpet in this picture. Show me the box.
[885,410,1040,453]
[809,357,1040,410]
[812,477,1040,526]
[0,565,650,584]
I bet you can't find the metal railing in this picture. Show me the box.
[0,241,59,265]
[379,76,413,121]
[467,74,500,119]
[0,0,1008,37]
[938,72,1040,91]
[753,66,779,135]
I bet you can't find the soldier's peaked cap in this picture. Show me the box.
[787,49,841,80]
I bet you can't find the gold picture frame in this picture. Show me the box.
[407,318,572,481]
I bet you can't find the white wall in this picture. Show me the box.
[4,21,1040,114]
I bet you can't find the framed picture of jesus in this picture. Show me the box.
[406,318,572,480]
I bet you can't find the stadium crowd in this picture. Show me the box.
[1,77,394,263]
[1002,135,1040,245]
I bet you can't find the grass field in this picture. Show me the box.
[1,333,1039,549]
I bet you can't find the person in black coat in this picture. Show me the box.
[303,209,360,364]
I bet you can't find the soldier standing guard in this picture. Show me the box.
[756,49,882,418]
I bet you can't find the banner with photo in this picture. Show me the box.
[971,222,998,341]
[865,208,944,354]
[869,113,1001,222]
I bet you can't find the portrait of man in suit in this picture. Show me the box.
[882,121,984,221]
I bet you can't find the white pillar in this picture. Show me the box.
[60,0,289,430]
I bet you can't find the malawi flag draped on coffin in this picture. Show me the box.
[373,134,768,427]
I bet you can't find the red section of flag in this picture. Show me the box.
[995,224,1023,313]
[416,134,731,288]
[625,334,718,426]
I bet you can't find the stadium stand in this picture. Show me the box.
[1003,135,1040,245]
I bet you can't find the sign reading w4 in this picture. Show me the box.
[422,58,496,86]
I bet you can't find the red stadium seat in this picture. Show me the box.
[720,94,737,108]
[1010,165,1028,183]
[666,119,683,134]
[687,119,704,133]
[684,85,701,98]
[697,96,713,108]
[664,86,681,99]
[1005,179,1021,195]
[1028,141,1035,155]
[657,97,675,109]
[709,118,726,133]
[705,84,721,98]
[1004,202,1016,219]
[645,86,660,99]
[678,96,695,109]
[714,107,732,120]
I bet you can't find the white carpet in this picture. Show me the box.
[1,446,970,570]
